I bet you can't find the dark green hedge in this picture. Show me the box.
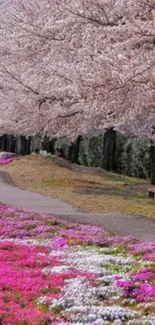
[0,132,151,179]
[115,134,151,178]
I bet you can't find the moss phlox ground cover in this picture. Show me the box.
[0,158,14,165]
[0,204,154,324]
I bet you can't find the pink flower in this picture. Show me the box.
[0,158,14,165]
[51,237,68,250]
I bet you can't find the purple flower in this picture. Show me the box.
[51,237,68,250]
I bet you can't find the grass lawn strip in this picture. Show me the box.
[0,204,154,324]
[2,156,155,217]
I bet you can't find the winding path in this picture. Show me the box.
[0,171,155,242]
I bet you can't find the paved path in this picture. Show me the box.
[0,171,155,242]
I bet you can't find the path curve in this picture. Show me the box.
[0,171,155,242]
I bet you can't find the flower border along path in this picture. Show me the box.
[0,158,14,165]
[0,170,155,241]
[0,204,154,325]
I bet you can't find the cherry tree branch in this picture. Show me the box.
[57,111,82,118]
[2,66,39,95]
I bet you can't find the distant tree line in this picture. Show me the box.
[0,129,154,185]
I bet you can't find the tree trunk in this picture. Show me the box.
[102,128,117,171]
[150,144,155,185]
[67,136,82,164]
[0,134,7,151]
[49,138,57,154]
[6,135,16,152]
[20,136,31,155]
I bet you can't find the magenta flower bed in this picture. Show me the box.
[116,268,155,302]
[0,158,14,165]
[0,204,154,324]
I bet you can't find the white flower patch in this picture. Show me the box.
[38,245,153,324]
[64,305,138,323]
[0,238,51,246]
[45,265,71,274]
[50,277,99,309]
[49,250,67,256]
[98,274,131,284]
[61,247,134,274]
[96,284,120,298]
[127,315,155,325]
[48,276,138,323]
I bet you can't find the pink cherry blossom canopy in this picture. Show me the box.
[0,0,154,140]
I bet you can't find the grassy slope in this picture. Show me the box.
[1,155,155,217]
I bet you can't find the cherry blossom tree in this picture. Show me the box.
[0,0,154,142]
